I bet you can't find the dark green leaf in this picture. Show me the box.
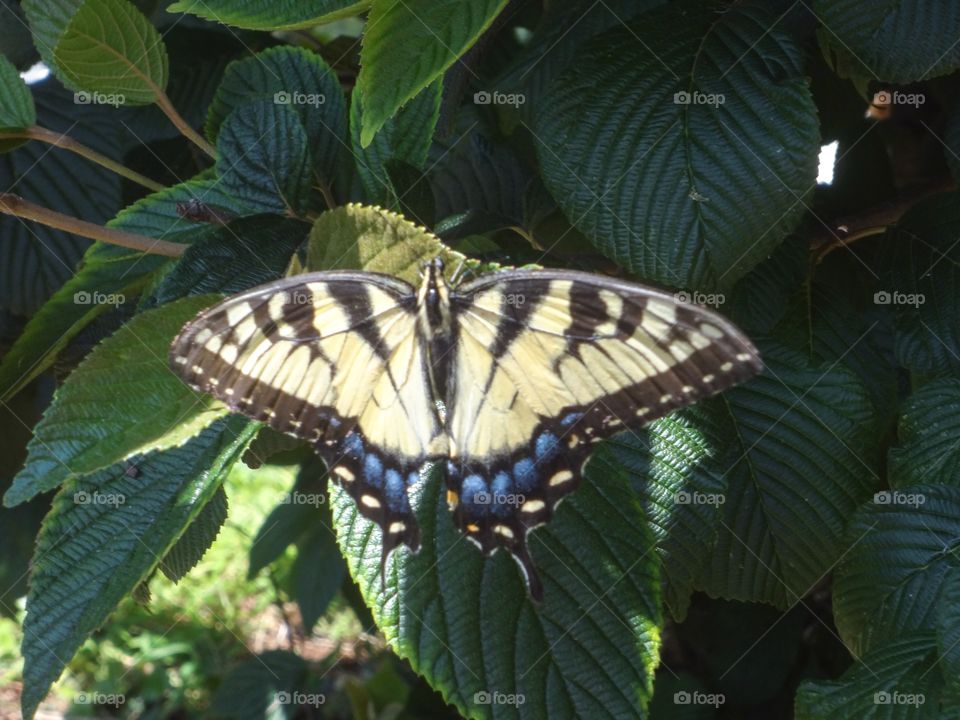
[19,418,256,720]
[834,484,960,656]
[795,632,943,720]
[293,518,346,632]
[4,295,231,507]
[206,46,347,188]
[21,0,84,82]
[535,0,819,291]
[889,379,960,488]
[211,650,309,720]
[350,79,441,206]
[0,53,36,135]
[332,461,662,719]
[168,0,368,30]
[356,0,509,146]
[159,484,228,582]
[888,191,960,375]
[815,0,960,82]
[216,100,313,215]
[147,216,310,308]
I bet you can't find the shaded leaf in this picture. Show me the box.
[216,100,313,215]
[0,53,36,140]
[356,0,509,146]
[211,650,309,720]
[159,484,228,582]
[888,378,960,488]
[535,0,819,291]
[834,484,960,656]
[4,295,231,507]
[19,419,256,720]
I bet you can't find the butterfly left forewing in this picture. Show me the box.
[445,270,762,599]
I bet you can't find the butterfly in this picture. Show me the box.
[169,259,762,600]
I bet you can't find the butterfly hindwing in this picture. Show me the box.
[445,270,762,597]
[169,272,446,561]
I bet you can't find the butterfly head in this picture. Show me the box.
[417,257,452,336]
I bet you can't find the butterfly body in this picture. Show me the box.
[171,259,762,600]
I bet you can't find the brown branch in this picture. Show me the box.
[0,193,187,257]
[0,126,165,192]
[812,179,956,265]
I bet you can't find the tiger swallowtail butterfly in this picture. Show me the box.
[170,259,761,600]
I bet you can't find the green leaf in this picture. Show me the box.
[331,461,661,719]
[887,191,960,375]
[147,216,310,308]
[795,632,943,720]
[0,244,165,402]
[293,518,346,632]
[589,415,728,621]
[0,80,123,314]
[938,569,960,696]
[54,0,169,105]
[3,295,232,507]
[0,53,36,138]
[305,204,467,284]
[211,650,309,719]
[159,484,228,582]
[21,0,85,81]
[535,1,819,291]
[216,100,313,215]
[248,497,314,579]
[814,0,960,82]
[350,80,441,206]
[19,419,256,720]
[834,484,960,656]
[206,46,348,187]
[0,2,39,69]
[697,341,879,608]
[168,0,369,31]
[889,379,960,488]
[356,0,509,146]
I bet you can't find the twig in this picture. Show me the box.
[812,179,955,264]
[0,193,187,257]
[0,126,165,192]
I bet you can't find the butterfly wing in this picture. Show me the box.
[169,272,446,559]
[446,270,762,599]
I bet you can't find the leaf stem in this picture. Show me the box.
[0,126,165,192]
[151,82,216,158]
[0,193,187,257]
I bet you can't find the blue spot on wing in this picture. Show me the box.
[364,454,384,488]
[513,457,537,493]
[384,469,409,512]
[461,474,489,513]
[534,431,560,462]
